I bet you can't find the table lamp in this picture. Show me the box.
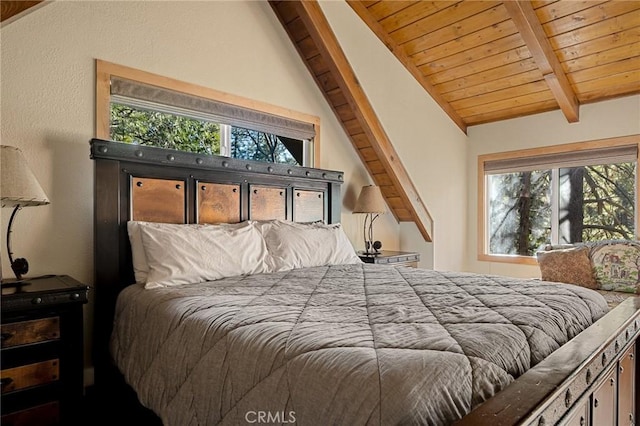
[1,145,50,281]
[353,185,386,255]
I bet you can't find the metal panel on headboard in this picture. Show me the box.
[90,138,344,387]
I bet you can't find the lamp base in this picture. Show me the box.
[11,257,29,280]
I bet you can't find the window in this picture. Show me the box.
[479,137,640,263]
[96,60,319,166]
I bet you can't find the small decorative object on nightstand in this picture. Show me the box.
[1,275,89,425]
[353,185,386,254]
[359,250,420,268]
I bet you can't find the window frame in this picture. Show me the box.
[95,59,321,166]
[478,135,640,265]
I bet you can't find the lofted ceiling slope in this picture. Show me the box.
[271,0,434,241]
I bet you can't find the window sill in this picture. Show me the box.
[477,254,539,266]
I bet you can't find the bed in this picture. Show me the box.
[91,139,640,425]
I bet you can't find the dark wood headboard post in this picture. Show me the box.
[90,138,344,391]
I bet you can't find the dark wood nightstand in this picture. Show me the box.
[1,275,89,426]
[358,250,420,268]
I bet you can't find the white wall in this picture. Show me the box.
[0,0,403,383]
[320,1,469,271]
[466,95,640,277]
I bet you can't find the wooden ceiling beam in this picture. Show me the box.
[1,1,43,23]
[346,0,467,133]
[504,0,580,123]
[270,0,433,242]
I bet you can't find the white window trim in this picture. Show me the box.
[478,135,640,266]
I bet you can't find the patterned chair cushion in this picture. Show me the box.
[590,241,640,293]
[536,246,598,289]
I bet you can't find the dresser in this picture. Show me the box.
[1,275,89,426]
[358,250,420,268]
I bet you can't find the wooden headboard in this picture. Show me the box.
[90,138,344,384]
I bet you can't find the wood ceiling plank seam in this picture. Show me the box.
[427,45,533,86]
[435,58,542,95]
[400,8,509,56]
[420,33,525,75]
[398,3,509,56]
[562,40,640,74]
[541,2,640,38]
[366,1,419,22]
[378,0,461,35]
[574,70,640,96]
[347,0,467,132]
[290,0,434,241]
[379,185,401,198]
[345,118,364,136]
[359,147,379,162]
[556,27,640,64]
[530,0,560,11]
[409,19,520,69]
[391,1,502,47]
[458,90,557,117]
[328,90,350,109]
[450,80,552,111]
[504,0,580,122]
[577,79,640,102]
[464,99,560,125]
[1,0,43,23]
[335,103,357,122]
[535,0,610,25]
[296,36,321,60]
[569,57,640,85]
[442,69,547,103]
[352,133,372,150]
[307,54,330,76]
[549,13,640,50]
[315,70,341,93]
[361,1,380,9]
[274,1,302,25]
[366,160,387,175]
[288,17,312,43]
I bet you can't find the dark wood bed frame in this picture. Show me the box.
[91,138,640,425]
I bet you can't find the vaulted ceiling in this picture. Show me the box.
[348,0,640,130]
[271,0,639,241]
[3,1,638,242]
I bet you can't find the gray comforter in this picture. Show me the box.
[111,264,608,425]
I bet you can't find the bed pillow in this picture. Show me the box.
[536,246,597,289]
[260,220,361,272]
[137,221,270,288]
[590,242,640,293]
[127,221,205,284]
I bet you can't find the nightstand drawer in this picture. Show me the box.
[1,401,59,426]
[1,359,59,394]
[1,317,60,349]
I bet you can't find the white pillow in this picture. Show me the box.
[260,220,361,272]
[128,221,209,284]
[133,221,269,288]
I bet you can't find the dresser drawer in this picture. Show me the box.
[1,317,60,349]
[1,360,59,394]
[1,401,59,426]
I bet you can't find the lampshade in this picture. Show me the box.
[1,145,50,208]
[353,185,386,214]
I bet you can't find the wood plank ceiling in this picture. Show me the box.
[349,0,640,128]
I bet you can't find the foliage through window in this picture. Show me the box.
[484,146,637,257]
[111,103,303,165]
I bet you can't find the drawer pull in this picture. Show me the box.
[1,332,13,342]
[0,377,13,389]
